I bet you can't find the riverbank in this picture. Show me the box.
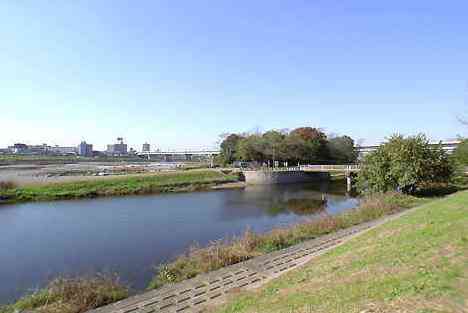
[148,192,428,289]
[0,275,128,313]
[0,170,239,204]
[214,191,468,313]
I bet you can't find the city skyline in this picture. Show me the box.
[1,1,467,150]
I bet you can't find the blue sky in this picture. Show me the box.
[1,1,467,150]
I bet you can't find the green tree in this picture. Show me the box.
[357,134,454,193]
[327,135,358,164]
[289,127,329,162]
[236,134,266,162]
[280,134,323,164]
[219,134,243,165]
[262,130,286,162]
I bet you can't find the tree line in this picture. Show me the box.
[219,127,358,166]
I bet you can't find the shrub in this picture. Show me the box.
[357,134,454,194]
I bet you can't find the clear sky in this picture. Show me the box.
[1,1,467,151]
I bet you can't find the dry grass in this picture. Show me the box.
[0,180,16,191]
[0,274,128,313]
[149,192,425,289]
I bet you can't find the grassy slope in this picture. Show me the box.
[0,170,238,203]
[214,192,468,313]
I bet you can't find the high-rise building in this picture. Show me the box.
[106,138,128,156]
[77,141,93,157]
[142,142,150,152]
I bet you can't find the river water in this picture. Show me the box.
[0,180,358,304]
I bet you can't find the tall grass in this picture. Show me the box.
[0,274,128,313]
[0,181,16,191]
[149,192,425,289]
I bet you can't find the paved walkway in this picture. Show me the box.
[88,210,410,313]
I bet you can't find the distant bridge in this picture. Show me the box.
[356,140,460,158]
[137,150,220,162]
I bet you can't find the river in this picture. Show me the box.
[0,180,358,304]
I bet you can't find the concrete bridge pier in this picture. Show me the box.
[346,173,352,192]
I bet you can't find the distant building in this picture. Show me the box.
[77,141,93,157]
[142,143,150,152]
[50,146,77,155]
[9,143,28,154]
[106,137,128,156]
[29,144,50,155]
[8,143,50,155]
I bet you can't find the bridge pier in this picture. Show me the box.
[346,173,352,192]
[210,155,215,168]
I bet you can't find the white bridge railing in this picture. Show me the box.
[300,164,360,171]
[249,165,360,172]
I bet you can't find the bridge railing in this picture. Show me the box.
[251,166,302,172]
[246,165,360,172]
[300,164,360,171]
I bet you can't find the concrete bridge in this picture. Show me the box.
[137,150,220,163]
[243,165,359,190]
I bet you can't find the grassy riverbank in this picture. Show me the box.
[214,191,468,313]
[149,192,428,289]
[0,170,239,204]
[0,275,128,313]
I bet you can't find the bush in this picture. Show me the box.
[357,134,454,194]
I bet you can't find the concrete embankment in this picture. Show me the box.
[243,169,329,185]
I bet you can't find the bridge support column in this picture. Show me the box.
[210,155,214,168]
[346,172,352,192]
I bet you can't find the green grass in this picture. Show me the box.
[0,274,128,313]
[0,170,238,203]
[213,191,468,313]
[149,192,427,289]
